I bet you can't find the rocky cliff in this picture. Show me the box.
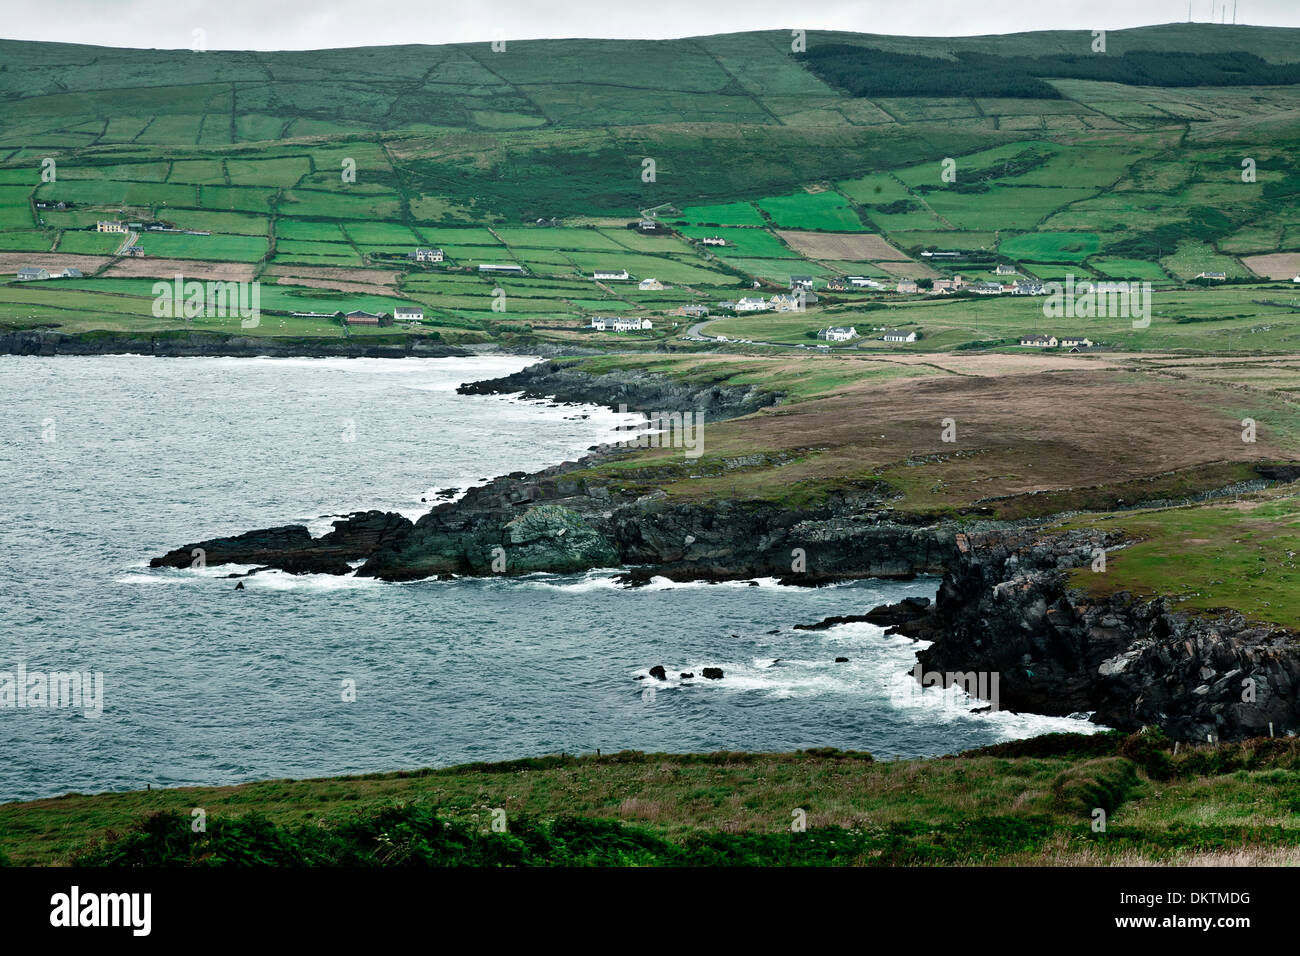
[886,528,1300,742]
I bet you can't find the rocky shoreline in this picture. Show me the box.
[879,528,1300,742]
[148,357,1300,742]
[0,328,471,359]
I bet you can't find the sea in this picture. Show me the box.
[0,354,1098,802]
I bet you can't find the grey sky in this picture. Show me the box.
[5,0,1295,50]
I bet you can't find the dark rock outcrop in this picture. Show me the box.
[151,510,412,575]
[456,359,779,422]
[795,597,931,631]
[702,668,724,680]
[880,528,1300,742]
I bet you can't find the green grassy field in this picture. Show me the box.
[6,731,1300,866]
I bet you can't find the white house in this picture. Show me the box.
[734,297,769,312]
[638,278,665,291]
[637,219,658,231]
[1059,336,1093,348]
[1020,334,1058,348]
[591,316,653,332]
[1293,275,1300,283]
[394,306,424,321]
[96,220,127,233]
[818,326,857,342]
[16,267,50,280]
[790,275,815,290]
[593,269,630,281]
[410,248,444,263]
[995,263,1018,276]
[60,267,83,278]
[882,329,917,343]
[702,236,726,246]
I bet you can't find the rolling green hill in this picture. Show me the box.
[0,23,1298,349]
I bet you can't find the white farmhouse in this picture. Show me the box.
[593,268,630,281]
[882,329,917,343]
[734,297,769,312]
[817,326,858,342]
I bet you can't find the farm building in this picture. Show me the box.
[409,248,444,263]
[591,316,653,332]
[344,310,383,326]
[637,219,658,231]
[16,267,50,281]
[60,268,83,278]
[96,220,127,233]
[817,326,857,342]
[896,280,919,294]
[593,269,630,281]
[735,297,769,312]
[847,276,884,289]
[394,307,424,321]
[921,250,961,260]
[1195,271,1227,280]
[638,278,665,291]
[479,264,525,275]
[882,330,917,343]
[701,236,726,246]
[673,304,709,318]
[1020,334,1058,348]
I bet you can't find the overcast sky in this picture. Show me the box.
[5,0,1296,50]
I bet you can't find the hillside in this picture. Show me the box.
[4,731,1300,866]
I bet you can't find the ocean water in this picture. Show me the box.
[0,354,1098,802]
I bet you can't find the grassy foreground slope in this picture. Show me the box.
[5,731,1300,866]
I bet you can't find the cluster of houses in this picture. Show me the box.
[15,266,83,281]
[895,275,1046,296]
[815,326,917,344]
[1019,335,1095,350]
[718,293,811,314]
[590,316,653,332]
